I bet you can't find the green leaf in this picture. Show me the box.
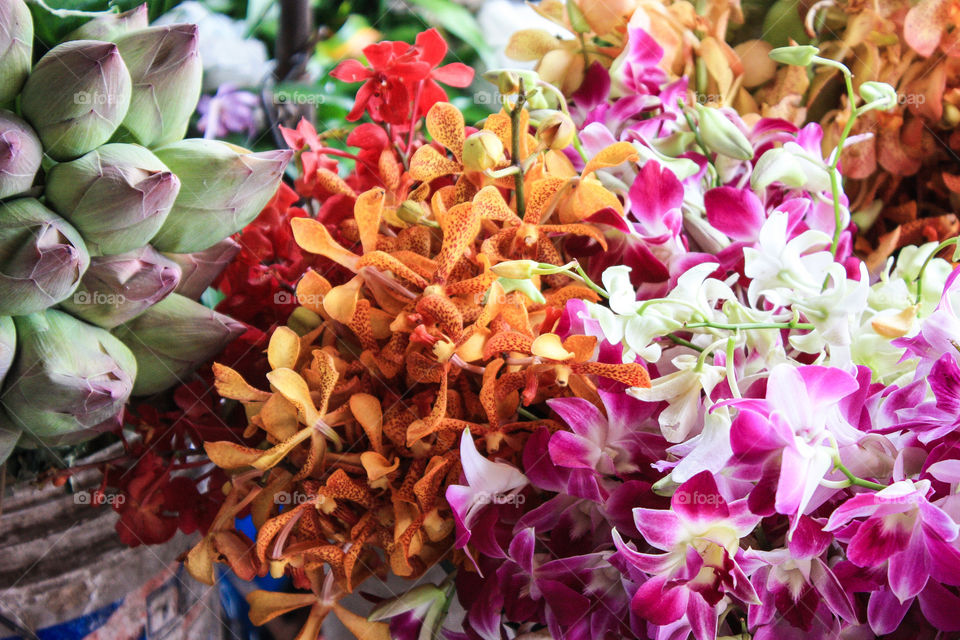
[404,0,497,68]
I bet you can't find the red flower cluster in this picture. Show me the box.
[330,27,473,125]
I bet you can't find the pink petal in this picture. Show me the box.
[673,471,729,524]
[704,186,765,242]
[630,576,688,626]
[867,588,913,635]
[888,527,929,601]
[632,508,682,550]
[847,516,912,567]
[549,431,602,470]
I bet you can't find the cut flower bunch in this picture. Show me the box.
[192,21,960,640]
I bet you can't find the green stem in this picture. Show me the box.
[510,81,528,220]
[915,237,960,305]
[665,333,704,352]
[683,320,815,331]
[569,262,609,299]
[725,335,741,399]
[834,459,887,491]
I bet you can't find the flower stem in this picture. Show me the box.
[510,81,528,219]
[833,459,887,491]
[683,320,814,331]
[665,334,703,352]
[31,0,116,17]
[914,237,960,305]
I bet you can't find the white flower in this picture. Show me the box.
[629,354,725,442]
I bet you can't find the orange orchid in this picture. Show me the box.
[189,96,649,639]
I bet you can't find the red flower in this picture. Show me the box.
[330,28,474,125]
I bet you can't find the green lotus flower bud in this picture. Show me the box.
[163,237,241,300]
[0,198,90,315]
[21,41,132,161]
[151,140,292,252]
[114,24,202,147]
[113,293,245,395]
[59,246,181,329]
[463,130,506,172]
[0,0,32,106]
[694,104,754,161]
[45,143,181,255]
[64,4,148,42]
[1,309,136,441]
[0,110,42,199]
[859,81,898,111]
[768,44,819,67]
[536,111,576,150]
[482,68,539,95]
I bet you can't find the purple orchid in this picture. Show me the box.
[611,471,760,640]
[824,479,960,606]
[197,84,260,139]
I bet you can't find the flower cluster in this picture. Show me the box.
[187,23,960,640]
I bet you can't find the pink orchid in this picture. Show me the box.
[612,471,760,640]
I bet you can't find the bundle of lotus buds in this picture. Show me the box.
[0,2,290,459]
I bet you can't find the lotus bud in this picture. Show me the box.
[463,131,506,172]
[113,293,246,395]
[694,104,754,161]
[482,68,539,95]
[0,198,90,315]
[536,111,576,150]
[0,110,42,199]
[859,81,898,111]
[0,316,14,387]
[1,309,136,441]
[114,24,203,147]
[45,143,181,255]
[20,41,132,160]
[163,237,241,300]
[59,246,181,329]
[151,140,292,253]
[64,4,149,42]
[0,0,32,106]
[768,44,819,67]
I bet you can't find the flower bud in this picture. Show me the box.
[0,316,14,387]
[768,44,819,67]
[64,4,149,42]
[114,24,203,147]
[113,293,246,395]
[482,68,539,95]
[151,140,292,252]
[490,260,540,279]
[1,309,136,442]
[45,143,181,255]
[163,237,241,300]
[694,104,754,161]
[59,246,182,329]
[536,111,576,150]
[462,130,506,172]
[21,41,133,160]
[0,110,42,199]
[0,0,32,106]
[0,198,90,315]
[859,81,898,111]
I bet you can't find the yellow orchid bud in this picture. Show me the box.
[462,130,506,172]
[536,111,576,150]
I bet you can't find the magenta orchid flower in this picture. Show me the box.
[722,364,862,530]
[446,427,527,567]
[611,471,760,640]
[824,479,960,604]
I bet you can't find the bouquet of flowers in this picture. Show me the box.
[171,13,960,640]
